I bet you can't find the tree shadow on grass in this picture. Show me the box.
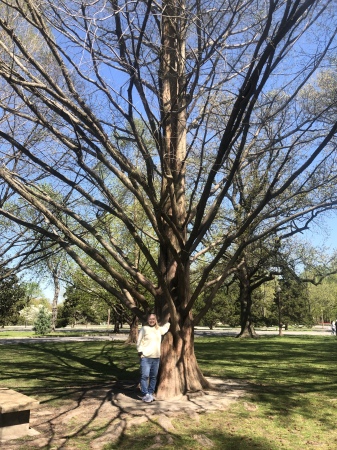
[2,335,336,449]
[196,335,337,395]
[0,341,143,449]
[111,419,281,450]
[3,384,134,450]
[0,341,139,402]
[196,335,337,430]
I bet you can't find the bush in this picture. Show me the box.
[33,307,52,335]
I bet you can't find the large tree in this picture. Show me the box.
[0,0,337,398]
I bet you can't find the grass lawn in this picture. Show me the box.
[0,335,336,449]
[0,328,116,338]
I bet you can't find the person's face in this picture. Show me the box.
[147,314,157,326]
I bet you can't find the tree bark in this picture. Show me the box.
[154,0,201,397]
[156,317,210,399]
[113,319,120,333]
[236,261,259,338]
[238,321,259,338]
[125,315,138,344]
[51,270,60,332]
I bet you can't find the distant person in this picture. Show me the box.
[137,313,170,403]
[331,321,336,336]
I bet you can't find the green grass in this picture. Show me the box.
[0,329,114,338]
[112,335,337,450]
[0,329,36,337]
[0,341,138,397]
[1,335,337,449]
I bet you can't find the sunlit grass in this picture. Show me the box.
[112,335,337,450]
[0,329,114,338]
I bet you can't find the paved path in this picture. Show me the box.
[0,326,332,345]
[195,326,332,337]
[0,334,127,345]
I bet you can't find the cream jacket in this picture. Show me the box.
[137,322,170,358]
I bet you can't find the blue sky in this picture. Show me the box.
[302,214,337,252]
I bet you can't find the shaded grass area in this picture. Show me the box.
[202,336,336,402]
[0,341,139,402]
[1,335,337,449]
[198,335,337,390]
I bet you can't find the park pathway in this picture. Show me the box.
[0,325,332,345]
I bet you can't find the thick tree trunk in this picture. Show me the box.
[154,0,204,400]
[51,271,60,332]
[237,321,259,338]
[237,262,259,338]
[125,315,138,344]
[238,292,259,338]
[156,318,210,399]
[113,319,120,333]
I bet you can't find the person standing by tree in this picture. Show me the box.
[137,313,170,403]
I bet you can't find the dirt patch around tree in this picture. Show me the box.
[2,378,252,450]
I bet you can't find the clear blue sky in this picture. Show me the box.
[303,214,337,252]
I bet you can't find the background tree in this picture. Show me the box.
[273,277,314,329]
[307,273,337,322]
[59,285,106,327]
[18,282,50,326]
[61,256,143,340]
[0,0,337,398]
[0,266,26,326]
